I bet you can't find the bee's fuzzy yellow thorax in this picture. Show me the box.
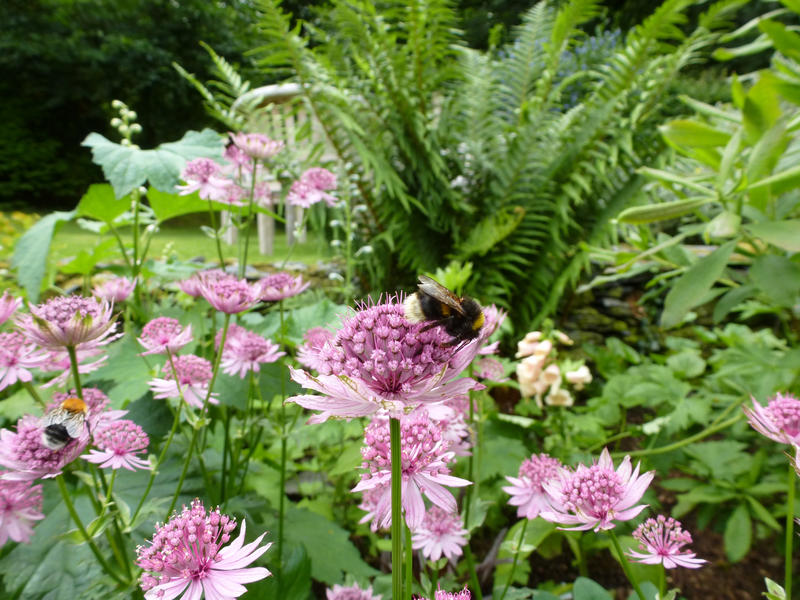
[62,396,87,413]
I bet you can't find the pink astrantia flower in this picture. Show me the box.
[199,274,263,314]
[326,582,382,600]
[0,292,22,326]
[502,453,562,520]
[83,419,150,471]
[216,324,285,378]
[473,356,506,381]
[425,399,472,457]
[352,411,471,530]
[176,158,230,201]
[178,270,228,298]
[418,586,472,600]
[17,295,118,350]
[149,354,218,409]
[540,448,653,531]
[93,276,137,303]
[259,272,310,302]
[0,477,44,546]
[411,506,468,562]
[223,143,252,170]
[296,327,334,372]
[743,393,800,445]
[138,317,193,356]
[229,132,284,161]
[0,332,48,391]
[358,484,390,532]
[137,498,271,600]
[287,167,338,208]
[287,299,484,423]
[627,515,707,569]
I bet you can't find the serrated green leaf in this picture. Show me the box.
[76,183,131,224]
[661,240,737,328]
[11,210,76,302]
[85,334,152,404]
[724,504,752,562]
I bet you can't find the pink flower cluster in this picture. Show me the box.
[0,477,44,547]
[136,498,271,600]
[216,324,285,379]
[83,419,150,471]
[744,392,800,479]
[149,354,218,410]
[503,453,562,520]
[287,167,338,208]
[627,515,706,569]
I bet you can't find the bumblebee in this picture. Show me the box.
[40,396,88,451]
[403,275,485,345]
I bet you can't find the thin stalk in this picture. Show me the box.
[221,407,231,504]
[565,534,587,576]
[207,199,227,268]
[66,345,84,399]
[609,529,646,600]
[277,300,289,591]
[22,381,46,410]
[498,518,529,600]
[405,524,413,598]
[658,565,666,599]
[391,417,403,600]
[614,414,742,458]
[785,462,795,599]
[166,427,200,520]
[463,546,482,600]
[56,475,127,586]
[239,157,259,277]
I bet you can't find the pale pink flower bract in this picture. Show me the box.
[216,324,285,378]
[83,419,150,471]
[287,167,337,208]
[411,506,468,562]
[0,292,22,326]
[743,393,800,445]
[0,477,44,546]
[326,582,382,600]
[177,158,230,201]
[502,453,562,520]
[93,276,137,302]
[138,317,193,356]
[627,515,707,569]
[229,132,284,161]
[259,272,310,302]
[199,275,263,314]
[17,295,118,350]
[149,354,219,410]
[0,332,48,391]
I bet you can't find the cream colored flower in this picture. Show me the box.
[566,365,593,391]
[515,331,543,358]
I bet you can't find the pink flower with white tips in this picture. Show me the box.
[287,167,337,208]
[352,411,471,530]
[17,295,118,350]
[199,275,263,314]
[216,324,285,378]
[229,132,284,161]
[0,332,48,391]
[149,355,218,410]
[176,158,230,201]
[502,453,562,520]
[0,292,22,326]
[540,448,653,531]
[93,276,137,302]
[0,477,44,546]
[259,272,310,302]
[179,269,228,298]
[296,327,334,372]
[418,586,471,600]
[326,582,382,600]
[138,317,193,356]
[83,419,150,471]
[743,393,800,445]
[411,506,468,562]
[136,498,271,600]
[627,515,707,569]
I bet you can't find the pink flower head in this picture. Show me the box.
[179,269,228,298]
[199,274,263,314]
[259,272,310,301]
[177,158,230,201]
[149,355,218,410]
[0,414,88,481]
[473,357,505,382]
[540,448,653,531]
[411,506,468,562]
[138,317,193,356]
[352,411,471,530]
[287,167,337,208]
[0,477,44,546]
[627,515,707,569]
[229,132,284,161]
[216,324,285,378]
[287,298,483,423]
[326,582,382,600]
[0,292,22,326]
[425,400,472,457]
[17,295,118,350]
[418,586,472,600]
[83,419,150,471]
[502,453,562,520]
[743,393,800,445]
[0,331,48,391]
[358,484,390,532]
[93,276,137,303]
[296,326,334,371]
[136,498,271,600]
[219,183,247,207]
[223,143,252,170]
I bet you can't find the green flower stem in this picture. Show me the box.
[609,529,646,600]
[390,417,403,600]
[22,381,45,410]
[239,157,260,277]
[658,565,666,598]
[220,407,231,504]
[785,461,795,599]
[56,475,127,586]
[565,533,587,576]
[405,524,413,598]
[166,426,200,519]
[614,413,742,459]
[198,312,232,452]
[499,518,528,600]
[207,199,227,268]
[66,345,84,399]
[131,399,182,525]
[277,300,289,591]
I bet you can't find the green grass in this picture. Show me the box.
[49,221,332,268]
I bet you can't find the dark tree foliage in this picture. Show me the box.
[0,0,261,210]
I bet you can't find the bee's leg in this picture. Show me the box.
[418,320,446,333]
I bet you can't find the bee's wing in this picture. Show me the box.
[417,275,466,315]
[62,412,87,438]
[41,407,68,427]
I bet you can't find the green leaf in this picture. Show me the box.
[745,220,800,251]
[11,210,76,302]
[748,164,800,195]
[713,285,755,322]
[744,496,781,531]
[60,238,118,276]
[661,240,737,328]
[743,75,781,142]
[82,129,224,198]
[660,119,732,148]
[75,183,131,224]
[147,188,210,222]
[572,577,613,599]
[759,20,800,62]
[666,350,706,378]
[250,544,311,600]
[284,507,378,584]
[749,254,800,307]
[618,196,714,224]
[724,503,752,562]
[454,205,525,258]
[764,577,788,600]
[85,334,153,404]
